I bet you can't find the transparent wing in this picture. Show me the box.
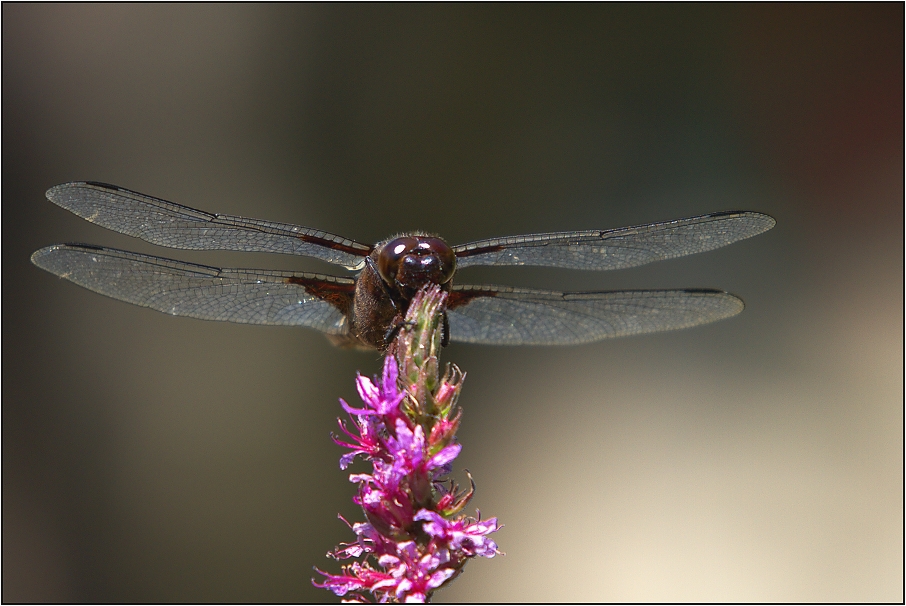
[447,284,744,345]
[46,182,371,270]
[31,244,355,332]
[453,211,775,270]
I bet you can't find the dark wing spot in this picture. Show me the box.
[295,234,373,257]
[447,288,497,310]
[454,244,504,259]
[285,276,355,314]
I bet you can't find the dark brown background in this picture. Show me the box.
[4,4,902,602]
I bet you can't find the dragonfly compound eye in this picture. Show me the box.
[377,236,456,290]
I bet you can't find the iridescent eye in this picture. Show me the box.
[377,237,419,284]
[376,235,457,289]
[419,237,456,284]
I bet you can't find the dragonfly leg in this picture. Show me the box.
[383,317,415,346]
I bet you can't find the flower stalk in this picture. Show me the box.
[313,285,501,603]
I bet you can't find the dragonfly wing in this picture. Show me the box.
[446,284,744,345]
[31,244,355,332]
[46,182,371,270]
[453,211,775,270]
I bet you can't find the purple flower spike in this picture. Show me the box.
[314,285,501,603]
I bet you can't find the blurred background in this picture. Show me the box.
[3,4,902,602]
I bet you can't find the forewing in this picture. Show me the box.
[453,211,775,270]
[46,182,371,270]
[31,244,355,332]
[447,284,744,345]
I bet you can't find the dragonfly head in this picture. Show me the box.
[376,235,456,298]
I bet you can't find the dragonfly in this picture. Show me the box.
[31,182,774,350]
